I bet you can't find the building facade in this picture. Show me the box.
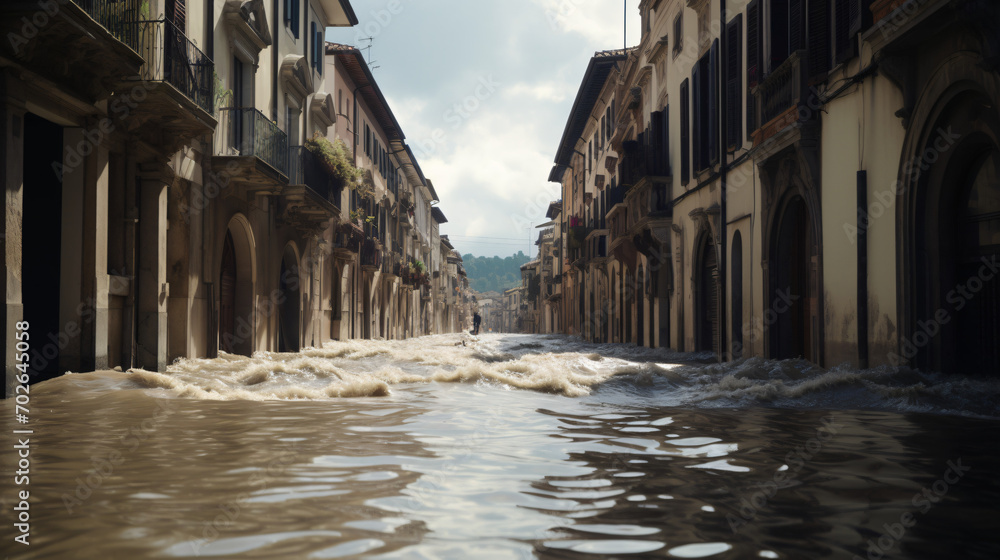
[2,0,468,396]
[550,0,1000,372]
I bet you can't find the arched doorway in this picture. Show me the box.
[731,231,744,358]
[771,196,814,360]
[902,83,1000,374]
[951,149,1000,373]
[697,234,719,353]
[636,264,645,346]
[219,232,237,353]
[625,268,634,344]
[219,216,255,356]
[278,245,301,352]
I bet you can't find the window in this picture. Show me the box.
[680,78,690,185]
[314,23,324,74]
[285,0,300,39]
[310,22,324,74]
[672,13,683,55]
[768,0,789,72]
[747,0,761,137]
[808,0,831,80]
[726,14,743,150]
[834,0,865,63]
[605,106,612,145]
[588,142,592,174]
[338,89,343,115]
[166,0,186,31]
[691,43,717,173]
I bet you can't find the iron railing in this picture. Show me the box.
[754,49,806,131]
[131,19,214,114]
[216,108,288,175]
[361,238,381,269]
[289,146,343,205]
[70,0,146,52]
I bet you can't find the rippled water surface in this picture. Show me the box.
[4,334,1000,559]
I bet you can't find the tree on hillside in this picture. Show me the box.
[462,251,530,292]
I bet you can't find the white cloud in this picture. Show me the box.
[533,0,641,47]
[503,81,570,103]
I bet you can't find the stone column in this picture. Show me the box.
[1,72,25,397]
[137,162,172,371]
[60,126,110,372]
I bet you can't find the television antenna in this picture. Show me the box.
[359,36,379,70]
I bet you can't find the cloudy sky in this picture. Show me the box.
[326,0,640,258]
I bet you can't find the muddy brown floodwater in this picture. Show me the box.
[3,333,999,559]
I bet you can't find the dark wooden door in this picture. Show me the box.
[220,232,236,353]
[698,238,719,353]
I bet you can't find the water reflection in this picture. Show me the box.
[531,406,1000,559]
[3,334,999,559]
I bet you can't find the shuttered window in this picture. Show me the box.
[692,61,701,173]
[726,15,743,150]
[692,44,717,173]
[315,25,324,75]
[166,0,186,30]
[769,0,789,72]
[789,0,804,53]
[808,0,831,80]
[286,0,300,39]
[834,0,864,63]
[680,79,690,185]
[746,0,760,138]
[708,39,719,167]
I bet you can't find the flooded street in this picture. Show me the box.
[4,333,1000,559]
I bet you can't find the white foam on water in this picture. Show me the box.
[29,333,1000,416]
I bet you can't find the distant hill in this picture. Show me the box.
[462,251,532,293]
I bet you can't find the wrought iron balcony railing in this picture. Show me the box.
[288,146,343,205]
[216,107,288,175]
[361,238,381,269]
[752,49,806,136]
[132,19,214,114]
[70,0,146,52]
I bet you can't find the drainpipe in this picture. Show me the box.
[857,170,869,368]
[718,0,728,362]
[272,0,279,121]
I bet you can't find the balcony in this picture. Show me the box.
[751,49,808,146]
[214,107,289,193]
[586,231,609,262]
[361,238,382,271]
[282,146,343,229]
[121,19,216,151]
[1,0,145,100]
[333,222,364,258]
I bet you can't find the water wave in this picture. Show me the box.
[29,334,1000,416]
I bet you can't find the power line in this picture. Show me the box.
[448,235,528,241]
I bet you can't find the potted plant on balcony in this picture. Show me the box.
[304,134,362,190]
